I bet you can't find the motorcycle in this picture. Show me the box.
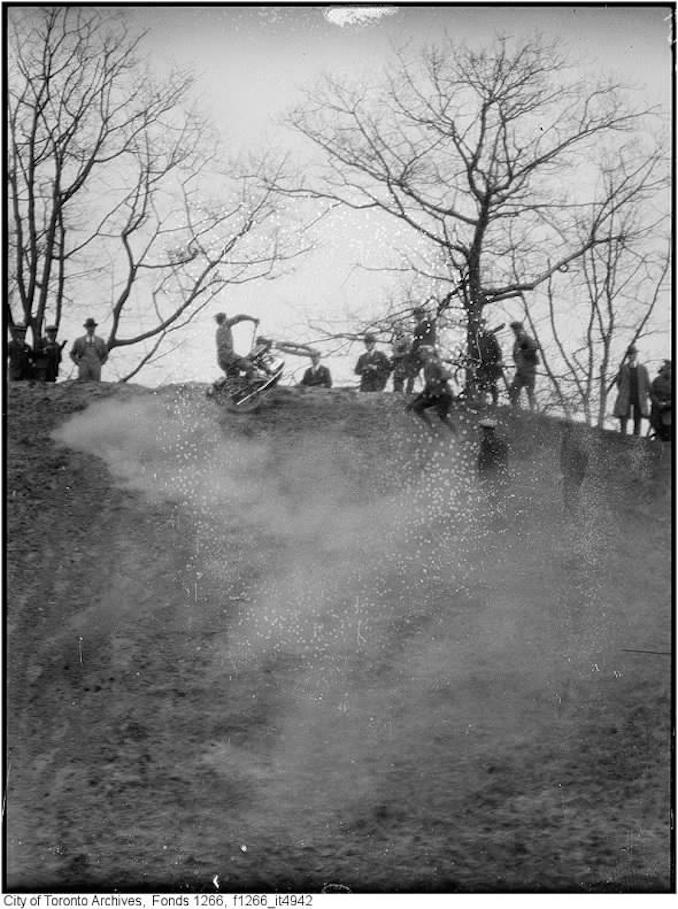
[207,335,285,413]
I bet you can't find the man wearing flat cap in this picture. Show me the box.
[612,345,650,436]
[354,333,391,392]
[34,325,66,382]
[70,317,108,381]
[7,323,34,381]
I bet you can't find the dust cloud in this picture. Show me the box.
[51,393,668,848]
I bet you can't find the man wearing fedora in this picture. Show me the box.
[613,345,651,436]
[70,317,108,381]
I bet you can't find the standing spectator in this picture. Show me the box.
[508,321,539,411]
[34,325,65,383]
[354,333,391,392]
[215,311,259,379]
[649,360,672,442]
[391,327,412,392]
[474,318,504,405]
[406,346,457,432]
[300,351,332,388]
[412,306,437,350]
[409,305,437,391]
[70,318,108,382]
[613,345,651,436]
[7,324,34,381]
[477,419,509,484]
[559,420,588,515]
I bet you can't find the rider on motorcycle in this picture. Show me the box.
[215,312,260,379]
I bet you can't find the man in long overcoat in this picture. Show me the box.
[8,324,34,381]
[649,360,671,442]
[34,325,65,382]
[70,318,108,381]
[613,345,651,435]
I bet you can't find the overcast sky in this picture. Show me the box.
[57,4,672,386]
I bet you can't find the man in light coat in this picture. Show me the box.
[613,345,651,436]
[70,318,108,381]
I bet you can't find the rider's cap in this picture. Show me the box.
[479,419,497,429]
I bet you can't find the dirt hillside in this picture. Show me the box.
[5,380,673,893]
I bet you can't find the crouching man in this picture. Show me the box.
[406,346,457,433]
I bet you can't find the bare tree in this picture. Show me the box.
[7,7,308,375]
[514,149,670,425]
[279,35,663,392]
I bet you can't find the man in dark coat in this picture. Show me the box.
[407,306,437,391]
[7,324,34,381]
[300,351,332,388]
[476,419,510,520]
[406,346,457,432]
[477,419,509,482]
[650,360,671,442]
[613,345,651,435]
[412,306,437,350]
[390,327,412,392]
[474,319,504,404]
[508,321,539,411]
[34,325,65,382]
[559,420,589,514]
[354,333,391,392]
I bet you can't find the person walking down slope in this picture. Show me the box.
[7,324,34,381]
[508,321,539,411]
[300,351,332,388]
[34,325,65,382]
[355,333,391,392]
[70,318,108,381]
[613,345,651,436]
[649,360,672,442]
[406,346,457,433]
[477,419,509,484]
[559,420,588,515]
[215,311,260,380]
